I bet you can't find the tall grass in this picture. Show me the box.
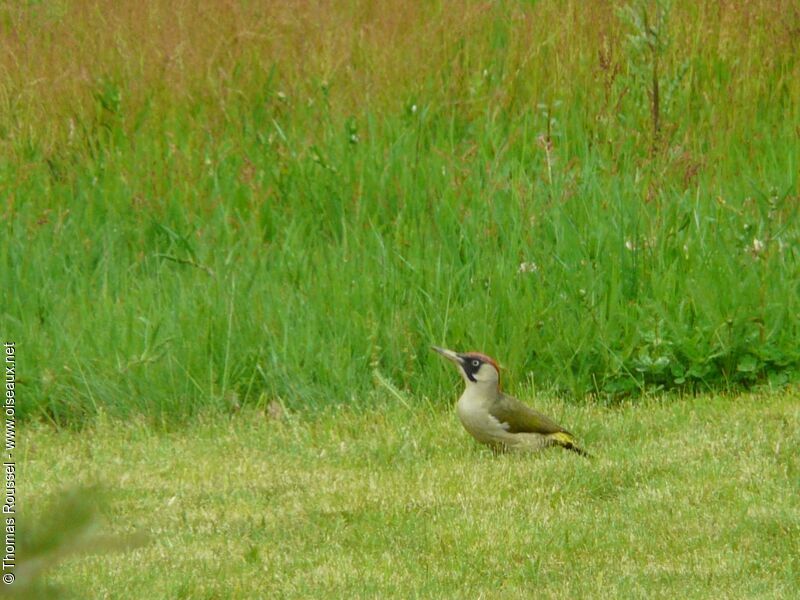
[2,0,799,424]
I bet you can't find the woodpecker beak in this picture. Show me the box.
[431,346,464,365]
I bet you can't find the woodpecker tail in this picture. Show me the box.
[548,431,592,458]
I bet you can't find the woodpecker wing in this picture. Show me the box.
[489,393,570,435]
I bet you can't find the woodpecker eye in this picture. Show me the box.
[471,360,480,367]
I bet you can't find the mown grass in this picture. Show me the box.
[2,0,799,424]
[21,390,800,598]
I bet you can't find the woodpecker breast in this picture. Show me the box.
[456,387,511,446]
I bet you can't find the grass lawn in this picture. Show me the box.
[22,390,800,598]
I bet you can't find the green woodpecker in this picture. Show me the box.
[432,346,589,456]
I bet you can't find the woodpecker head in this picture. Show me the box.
[431,346,500,387]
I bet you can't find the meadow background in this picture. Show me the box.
[2,0,799,424]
